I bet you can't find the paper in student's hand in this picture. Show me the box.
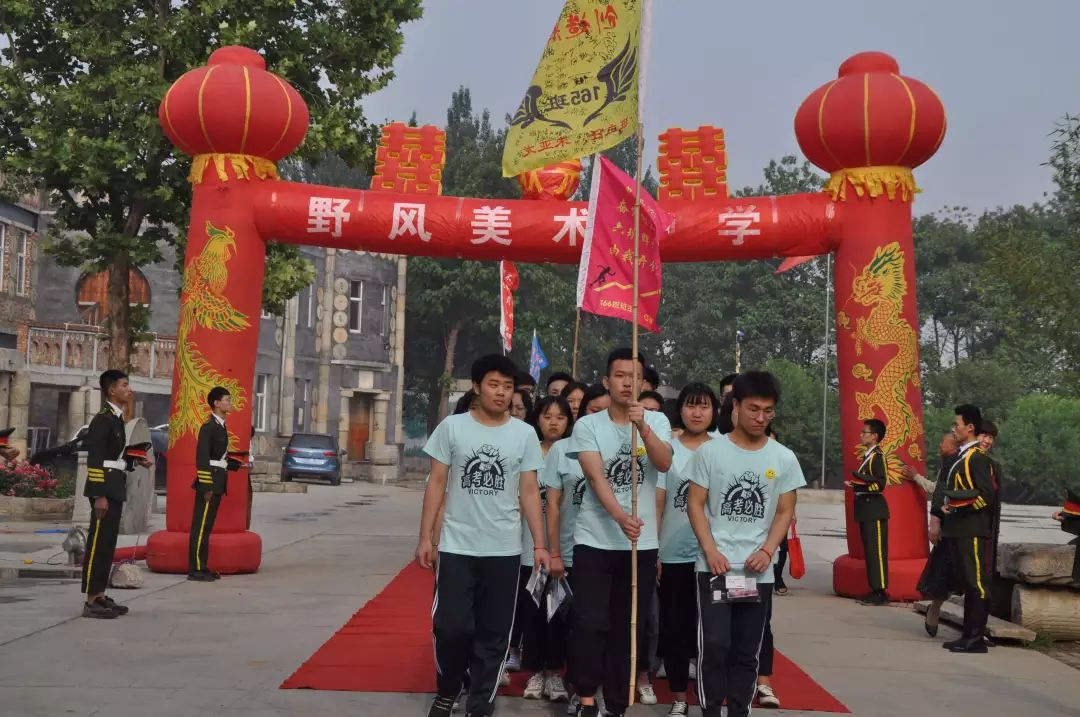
[545,577,572,621]
[526,565,548,607]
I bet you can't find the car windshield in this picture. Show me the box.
[290,434,334,450]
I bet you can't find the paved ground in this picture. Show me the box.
[0,483,1078,717]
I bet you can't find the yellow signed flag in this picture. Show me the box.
[502,0,642,177]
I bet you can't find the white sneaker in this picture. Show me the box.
[566,693,580,715]
[499,670,510,687]
[505,647,522,672]
[688,659,697,681]
[523,672,545,699]
[757,683,780,708]
[637,682,658,705]
[544,673,570,702]
[656,660,667,679]
[667,700,689,716]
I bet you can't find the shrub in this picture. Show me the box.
[0,462,62,498]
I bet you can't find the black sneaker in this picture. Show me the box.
[859,590,890,606]
[187,571,215,582]
[100,596,129,615]
[82,601,118,619]
[577,704,601,717]
[427,695,456,717]
[208,570,222,580]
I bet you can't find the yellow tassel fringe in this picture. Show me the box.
[824,166,920,202]
[189,154,279,185]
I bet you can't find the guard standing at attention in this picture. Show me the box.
[83,370,149,618]
[189,386,240,582]
[849,418,890,606]
[941,404,996,654]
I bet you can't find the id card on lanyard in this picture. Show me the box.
[708,571,760,604]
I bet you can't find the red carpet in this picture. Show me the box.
[282,563,849,712]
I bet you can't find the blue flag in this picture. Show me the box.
[529,330,549,382]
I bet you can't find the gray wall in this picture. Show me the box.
[34,243,181,335]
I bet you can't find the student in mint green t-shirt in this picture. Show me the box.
[687,371,804,717]
[564,349,673,717]
[655,382,719,712]
[416,355,548,717]
[513,395,575,703]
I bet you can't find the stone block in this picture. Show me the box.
[72,452,91,525]
[251,481,307,494]
[0,495,73,519]
[365,442,399,466]
[1012,584,1080,640]
[997,542,1076,586]
[119,418,154,535]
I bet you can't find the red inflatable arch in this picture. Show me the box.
[147,46,945,600]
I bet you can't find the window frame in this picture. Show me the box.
[348,280,364,333]
[253,374,269,432]
[0,223,7,293]
[14,231,27,296]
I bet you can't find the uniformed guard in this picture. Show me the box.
[82,370,147,618]
[941,404,996,654]
[849,418,890,606]
[0,426,20,462]
[1053,488,1080,587]
[189,386,239,581]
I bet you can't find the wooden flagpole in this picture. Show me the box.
[628,1,651,705]
[571,308,582,378]
[627,117,645,706]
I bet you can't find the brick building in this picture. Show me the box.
[22,230,407,478]
[0,196,39,455]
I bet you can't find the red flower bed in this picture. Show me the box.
[0,462,62,498]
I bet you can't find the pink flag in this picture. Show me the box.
[776,255,815,274]
[576,156,673,333]
[499,260,519,352]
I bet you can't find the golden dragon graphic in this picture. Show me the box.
[837,242,923,481]
[168,221,249,448]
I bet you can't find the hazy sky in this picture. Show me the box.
[361,0,1078,213]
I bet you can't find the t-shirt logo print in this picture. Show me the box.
[605,444,646,493]
[720,471,767,522]
[461,444,506,494]
[572,476,588,506]
[673,479,690,513]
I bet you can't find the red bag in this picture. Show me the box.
[788,520,806,580]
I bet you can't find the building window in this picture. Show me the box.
[295,378,310,432]
[348,280,363,333]
[14,232,27,296]
[306,283,315,327]
[76,268,151,325]
[0,224,6,293]
[253,374,269,432]
[380,284,389,336]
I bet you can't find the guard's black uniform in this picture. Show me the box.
[941,442,996,641]
[852,445,889,592]
[190,415,229,574]
[1058,489,1080,586]
[82,403,128,596]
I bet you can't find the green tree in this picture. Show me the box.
[405,88,520,426]
[997,394,1080,503]
[656,156,827,387]
[0,0,422,368]
[765,358,842,486]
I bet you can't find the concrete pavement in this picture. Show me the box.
[0,483,1078,716]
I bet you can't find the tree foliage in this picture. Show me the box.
[404,86,1080,499]
[0,0,422,365]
